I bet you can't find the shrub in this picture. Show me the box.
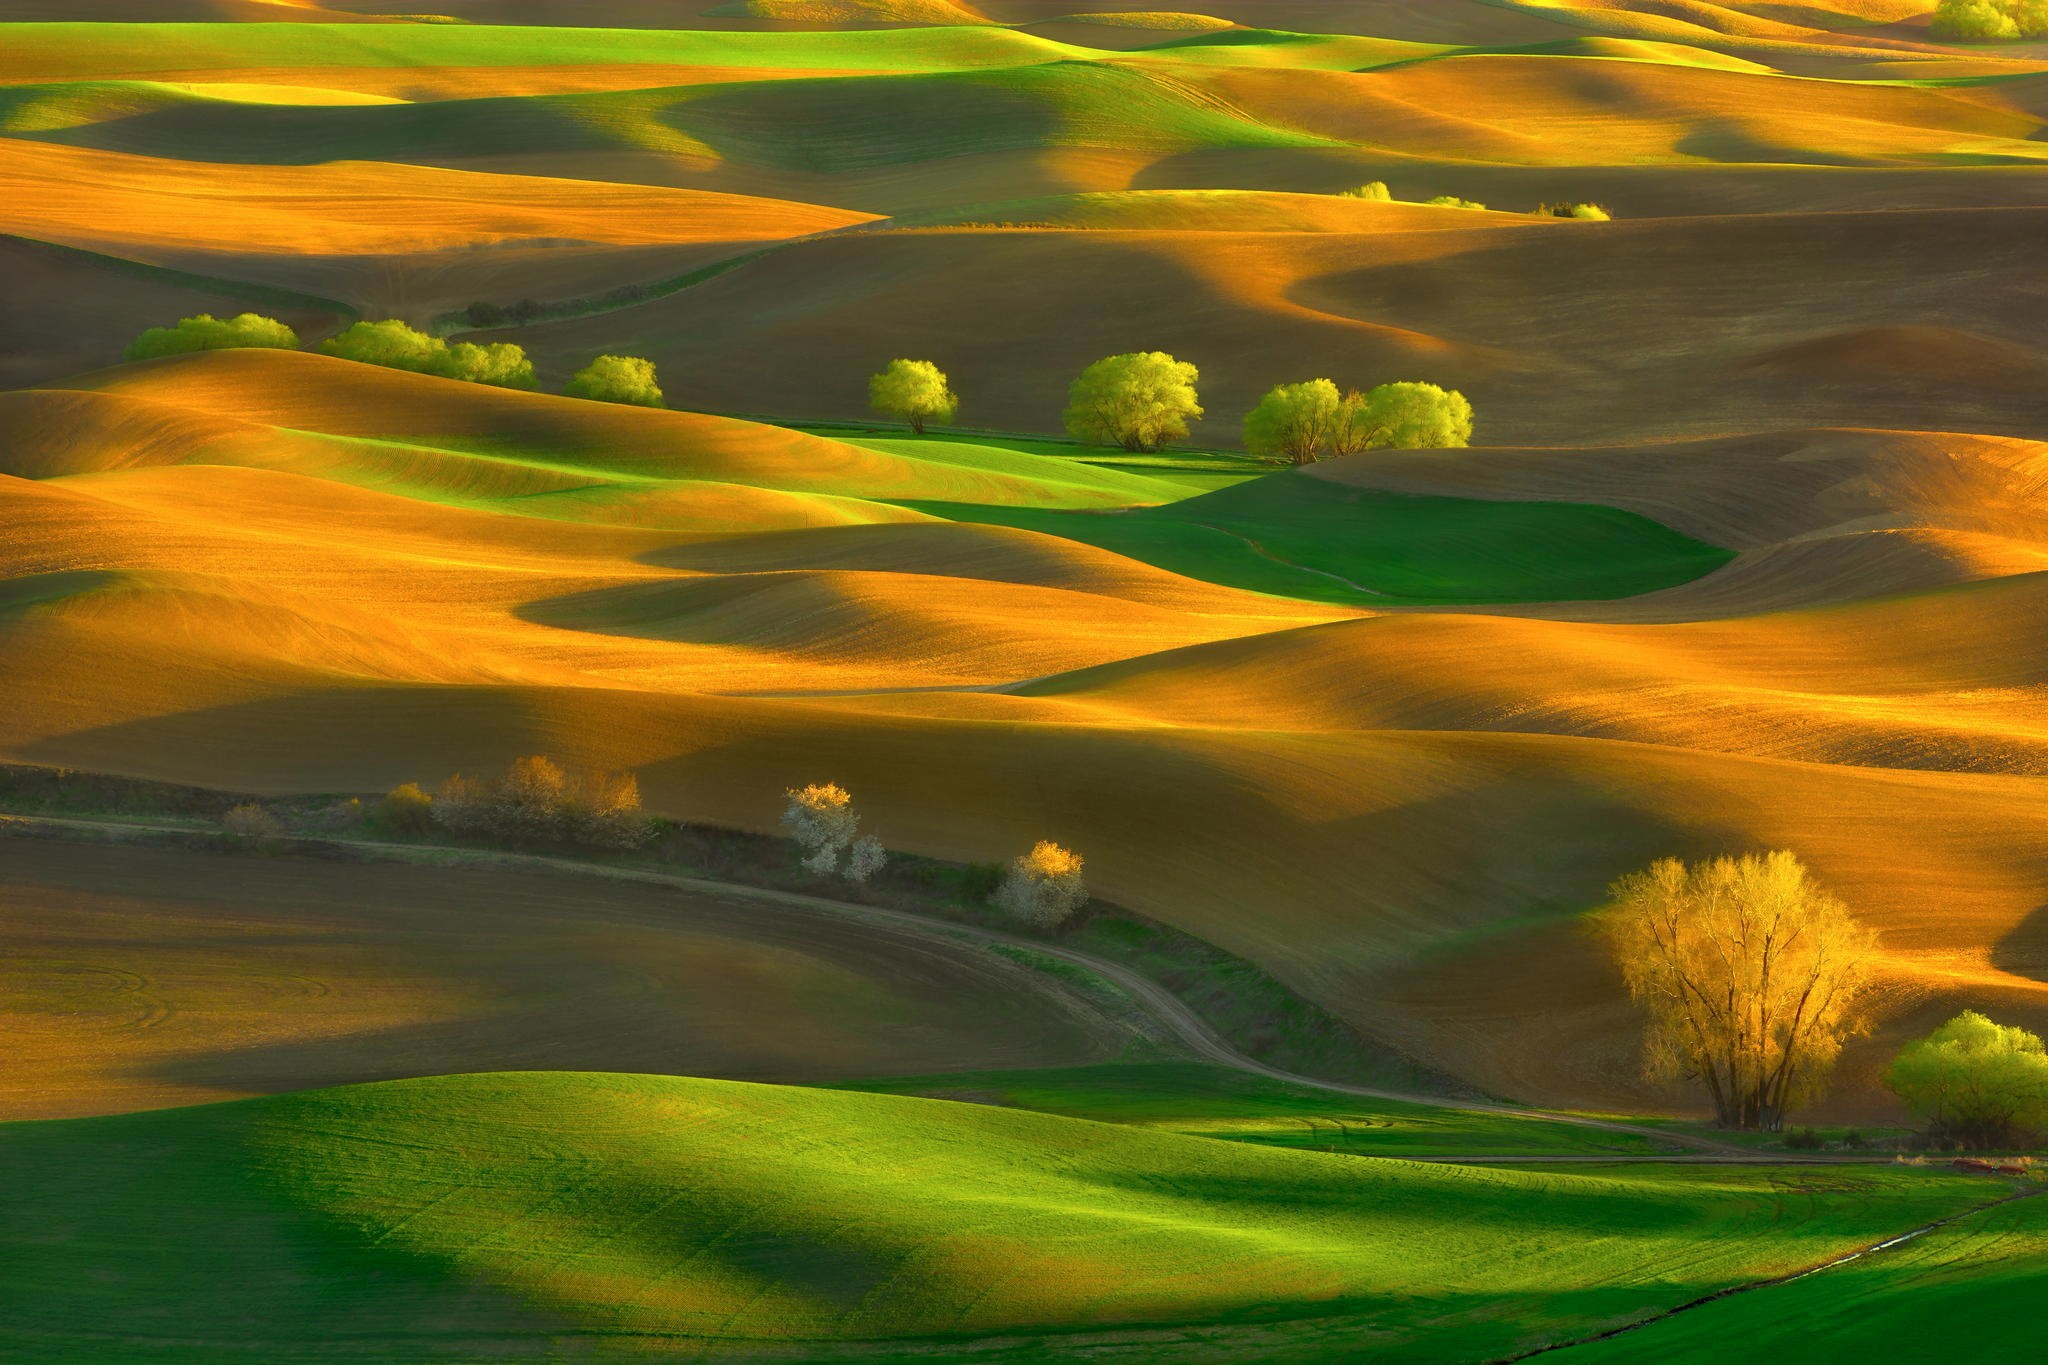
[564,769,653,849]
[124,313,298,362]
[1063,351,1203,452]
[868,358,959,434]
[370,781,435,837]
[1536,201,1612,221]
[994,840,1090,930]
[464,301,508,328]
[319,318,445,372]
[220,803,279,838]
[1338,181,1391,201]
[435,340,536,390]
[565,354,664,407]
[1933,0,2048,39]
[782,782,861,877]
[428,757,649,848]
[1784,1127,1825,1150]
[1885,1011,2048,1150]
[1243,378,1343,465]
[1424,195,1486,211]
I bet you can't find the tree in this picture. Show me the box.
[435,340,536,390]
[1885,1012,2048,1149]
[868,358,958,434]
[1424,195,1486,210]
[845,835,888,886]
[563,769,652,849]
[566,354,664,407]
[1337,381,1473,451]
[1933,0,2048,39]
[994,840,1089,930]
[319,319,445,372]
[1339,181,1391,201]
[1597,851,1876,1131]
[1063,352,1202,452]
[1243,379,1342,465]
[124,313,298,362]
[782,782,861,877]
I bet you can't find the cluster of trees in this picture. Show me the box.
[1600,850,2048,1147]
[782,781,1090,929]
[124,313,299,362]
[874,354,1471,459]
[123,314,664,408]
[1934,0,2048,39]
[1337,183,1611,221]
[1244,379,1472,464]
[320,319,536,390]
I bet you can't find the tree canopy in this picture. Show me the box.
[317,320,534,389]
[1933,0,2048,39]
[1063,352,1203,452]
[1885,1011,2048,1149]
[124,313,298,362]
[566,354,664,407]
[1243,379,1342,465]
[868,358,958,434]
[1598,851,1875,1130]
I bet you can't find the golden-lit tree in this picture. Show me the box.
[994,840,1089,930]
[1597,851,1876,1131]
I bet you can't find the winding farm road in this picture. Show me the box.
[4,812,1780,1158]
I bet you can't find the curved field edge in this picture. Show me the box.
[0,1070,2011,1365]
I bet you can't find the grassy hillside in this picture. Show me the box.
[0,1070,2006,1363]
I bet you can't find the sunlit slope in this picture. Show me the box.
[0,841,1120,1120]
[502,205,2048,446]
[0,139,875,315]
[0,1070,1994,1363]
[4,351,2045,1115]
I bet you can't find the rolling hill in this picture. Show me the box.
[0,1069,2002,1362]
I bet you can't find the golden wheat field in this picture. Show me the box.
[3,2,2048,1358]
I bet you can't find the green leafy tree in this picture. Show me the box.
[868,358,958,434]
[1424,195,1486,211]
[566,354,664,407]
[1063,351,1202,452]
[124,313,298,362]
[319,319,444,372]
[1933,0,2048,39]
[1338,181,1391,201]
[1336,381,1474,452]
[1243,379,1342,465]
[434,341,536,390]
[1885,1012,2048,1149]
[1536,201,1612,222]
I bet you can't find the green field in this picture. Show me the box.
[836,1061,1675,1157]
[0,1070,2004,1364]
[915,468,1736,605]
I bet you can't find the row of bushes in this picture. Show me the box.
[870,354,1471,457]
[122,315,665,408]
[1933,0,2048,39]
[1338,181,1611,221]
[223,762,1093,932]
